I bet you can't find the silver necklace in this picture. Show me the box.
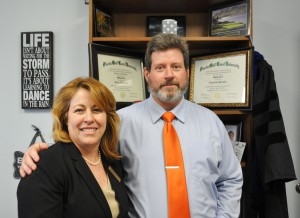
[82,150,101,166]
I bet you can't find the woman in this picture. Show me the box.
[17,77,129,218]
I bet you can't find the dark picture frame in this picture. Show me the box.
[146,16,186,37]
[94,8,114,37]
[209,1,250,36]
[189,49,252,109]
[224,121,242,142]
[88,43,147,109]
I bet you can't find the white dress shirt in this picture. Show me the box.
[117,95,243,218]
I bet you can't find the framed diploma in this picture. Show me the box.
[89,43,146,109]
[189,49,252,109]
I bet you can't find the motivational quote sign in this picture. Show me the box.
[21,32,53,109]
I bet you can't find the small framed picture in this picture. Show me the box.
[224,121,242,143]
[88,43,147,109]
[189,49,252,109]
[209,1,250,36]
[94,8,114,37]
[146,16,186,37]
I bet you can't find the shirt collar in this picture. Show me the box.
[147,94,186,124]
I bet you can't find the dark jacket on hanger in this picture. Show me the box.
[246,51,297,218]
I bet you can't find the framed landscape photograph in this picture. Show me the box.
[209,1,250,36]
[147,16,186,37]
[189,49,252,109]
[88,43,146,109]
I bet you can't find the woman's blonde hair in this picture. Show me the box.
[51,77,121,160]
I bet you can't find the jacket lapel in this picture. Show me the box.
[103,158,127,217]
[64,143,112,218]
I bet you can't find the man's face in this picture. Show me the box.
[228,132,235,141]
[144,48,189,105]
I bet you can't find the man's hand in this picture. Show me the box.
[19,143,49,178]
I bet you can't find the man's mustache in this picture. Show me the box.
[160,80,179,88]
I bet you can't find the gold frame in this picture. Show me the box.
[189,49,252,109]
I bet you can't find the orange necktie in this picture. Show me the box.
[162,112,190,218]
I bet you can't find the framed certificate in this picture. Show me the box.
[89,43,146,109]
[189,49,252,109]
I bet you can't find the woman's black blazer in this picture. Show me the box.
[17,142,129,218]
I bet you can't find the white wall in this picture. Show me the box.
[0,0,299,217]
[253,0,300,217]
[0,0,89,217]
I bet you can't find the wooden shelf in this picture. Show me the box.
[89,1,253,217]
[93,0,242,13]
[89,0,253,158]
[89,0,253,48]
[90,36,251,53]
[213,110,251,116]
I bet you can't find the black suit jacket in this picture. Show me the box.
[17,142,129,218]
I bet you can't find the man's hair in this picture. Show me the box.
[144,33,189,71]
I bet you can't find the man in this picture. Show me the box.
[228,131,235,141]
[20,34,243,218]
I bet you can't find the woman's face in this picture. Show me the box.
[67,88,107,151]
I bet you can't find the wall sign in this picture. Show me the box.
[21,31,53,109]
[13,125,46,179]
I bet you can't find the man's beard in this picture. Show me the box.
[147,79,188,103]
